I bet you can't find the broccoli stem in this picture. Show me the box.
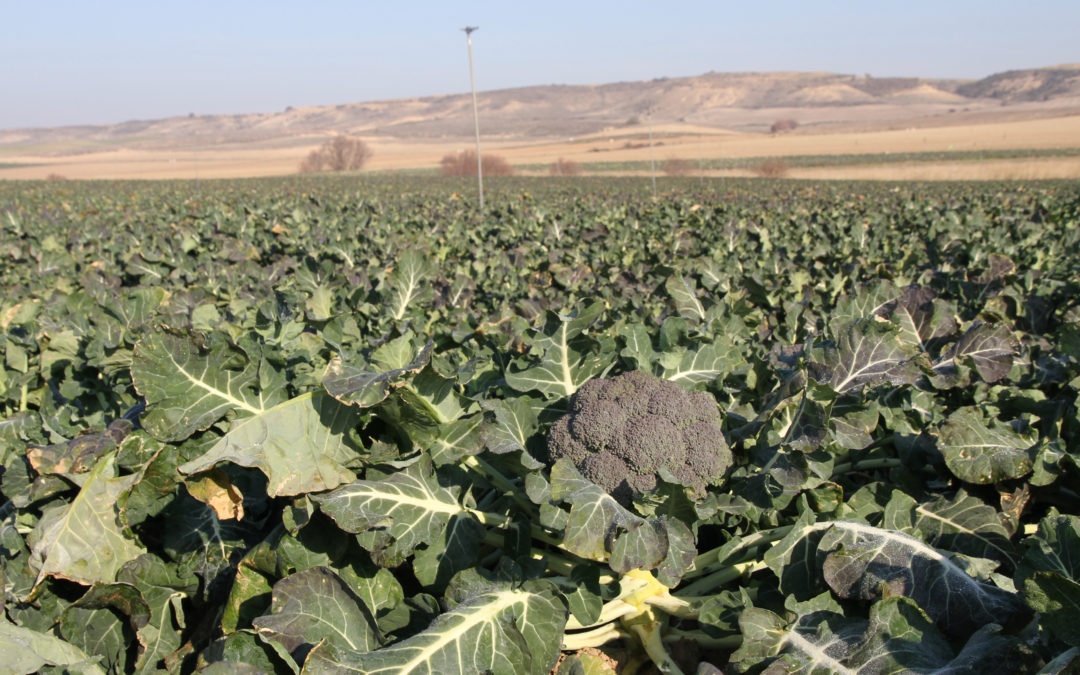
[462,454,541,516]
[565,599,640,631]
[465,504,563,548]
[676,560,768,598]
[477,528,614,584]
[561,622,627,651]
[643,591,696,619]
[831,457,902,475]
[681,525,793,582]
[478,527,579,572]
[625,608,684,675]
[662,629,741,651]
[564,574,654,631]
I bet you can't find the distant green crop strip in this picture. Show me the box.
[512,146,1080,173]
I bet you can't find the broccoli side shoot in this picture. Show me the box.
[547,371,732,505]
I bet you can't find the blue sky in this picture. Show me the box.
[2,0,1077,129]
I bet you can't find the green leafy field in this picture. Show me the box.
[2,176,1079,673]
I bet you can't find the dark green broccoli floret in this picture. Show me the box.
[547,371,732,505]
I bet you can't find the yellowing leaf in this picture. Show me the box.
[179,392,363,497]
[29,451,147,591]
[185,468,245,521]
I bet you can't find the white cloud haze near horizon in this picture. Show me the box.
[2,0,1078,129]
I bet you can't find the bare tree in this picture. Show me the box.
[770,119,798,134]
[753,159,789,178]
[440,150,513,177]
[299,136,372,173]
[662,158,693,176]
[548,158,582,176]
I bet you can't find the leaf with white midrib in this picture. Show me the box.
[732,597,1022,675]
[29,451,147,591]
[313,457,471,566]
[826,320,917,394]
[832,282,901,330]
[427,415,486,465]
[386,250,435,321]
[938,406,1035,484]
[814,520,1027,636]
[323,340,433,409]
[660,341,746,385]
[883,489,1017,567]
[890,285,957,352]
[548,459,683,575]
[0,412,38,442]
[505,327,607,398]
[132,332,266,442]
[934,324,1017,383]
[505,303,609,399]
[766,514,1030,637]
[304,587,566,675]
[914,494,1016,567]
[665,274,706,323]
[178,392,363,497]
[480,399,538,456]
[782,626,859,675]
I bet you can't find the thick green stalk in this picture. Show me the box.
[463,454,539,516]
[561,622,626,651]
[465,502,563,548]
[626,609,683,674]
[478,528,611,583]
[831,457,903,475]
[682,526,793,581]
[677,560,767,598]
[662,629,741,650]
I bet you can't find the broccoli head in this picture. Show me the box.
[546,370,732,505]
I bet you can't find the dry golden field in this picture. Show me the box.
[2,114,1079,181]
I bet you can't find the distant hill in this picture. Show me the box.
[3,65,1080,153]
[956,64,1080,102]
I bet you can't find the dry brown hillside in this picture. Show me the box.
[4,66,1080,157]
[956,65,1080,102]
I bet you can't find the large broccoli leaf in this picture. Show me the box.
[937,406,1036,484]
[178,392,364,497]
[505,302,612,398]
[882,490,1017,568]
[312,457,482,591]
[323,336,433,408]
[304,585,566,675]
[131,332,276,442]
[730,596,1028,674]
[1019,511,1080,646]
[0,617,105,675]
[28,450,146,591]
[765,516,1030,637]
[252,567,380,670]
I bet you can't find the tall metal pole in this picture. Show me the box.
[463,26,483,210]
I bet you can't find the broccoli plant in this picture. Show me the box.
[547,370,733,505]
